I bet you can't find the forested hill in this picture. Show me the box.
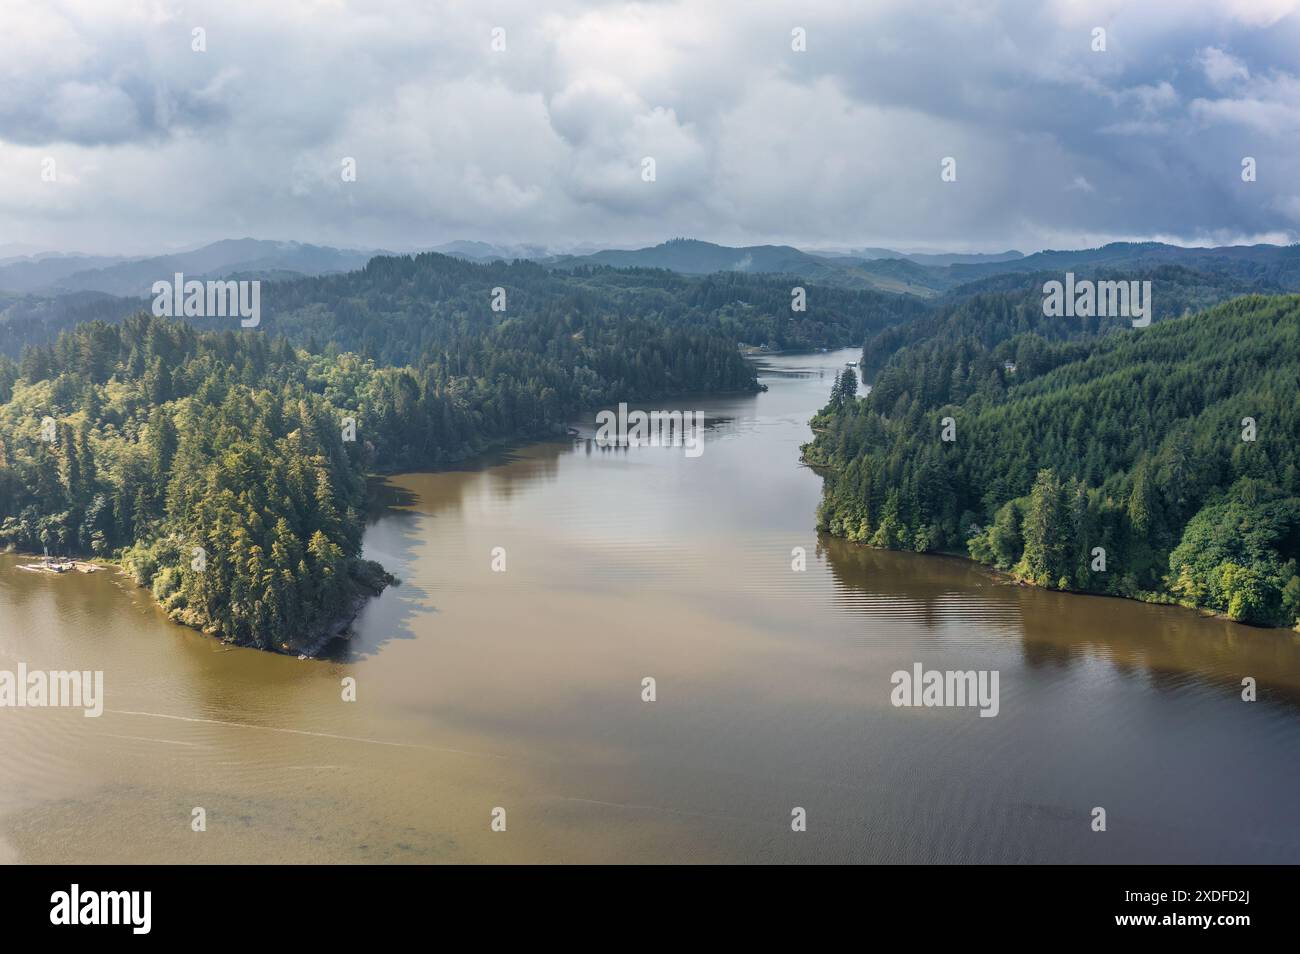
[858,264,1266,376]
[0,251,929,360]
[805,294,1300,628]
[0,296,758,650]
[260,252,926,362]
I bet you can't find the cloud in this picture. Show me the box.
[1,0,1299,253]
[1199,47,1252,88]
[1119,81,1180,113]
[1189,54,1300,133]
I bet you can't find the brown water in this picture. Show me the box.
[3,349,1299,863]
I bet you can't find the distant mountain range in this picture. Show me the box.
[3,235,1299,311]
[0,236,971,299]
[792,247,1026,267]
[543,239,961,296]
[540,237,1300,296]
[424,240,556,262]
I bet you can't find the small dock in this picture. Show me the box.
[16,559,101,575]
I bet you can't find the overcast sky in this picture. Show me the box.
[2,0,1299,255]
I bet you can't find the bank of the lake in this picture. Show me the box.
[798,527,1298,634]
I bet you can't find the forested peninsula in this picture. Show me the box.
[805,294,1300,628]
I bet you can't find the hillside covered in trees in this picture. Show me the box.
[1,251,929,360]
[259,253,929,362]
[858,264,1266,377]
[805,295,1300,628]
[0,282,771,648]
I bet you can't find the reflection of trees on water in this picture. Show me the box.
[1015,588,1300,709]
[821,532,1300,709]
[818,533,1014,634]
[368,442,569,524]
[757,368,821,379]
[364,476,419,520]
[350,443,573,660]
[483,445,564,503]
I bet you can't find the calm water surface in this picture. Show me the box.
[3,349,1299,863]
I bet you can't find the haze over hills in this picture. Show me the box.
[471,237,1300,296]
[808,248,1026,267]
[0,236,992,303]
[5,235,1299,301]
[940,241,1300,288]
[0,239,386,297]
[425,240,556,262]
[547,238,977,296]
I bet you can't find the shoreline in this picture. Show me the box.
[817,531,1299,634]
[363,385,768,477]
[15,558,103,575]
[1,547,383,660]
[4,549,111,571]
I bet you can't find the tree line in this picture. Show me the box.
[805,294,1300,628]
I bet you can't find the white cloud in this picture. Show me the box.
[1199,47,1252,88]
[1190,64,1300,133]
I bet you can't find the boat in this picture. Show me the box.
[16,561,69,573]
[14,558,100,575]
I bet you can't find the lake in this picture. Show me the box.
[2,348,1298,863]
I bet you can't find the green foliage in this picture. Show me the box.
[243,254,928,359]
[1,253,929,361]
[1168,489,1300,625]
[0,290,770,647]
[859,264,1270,379]
[808,294,1300,628]
[1015,469,1071,587]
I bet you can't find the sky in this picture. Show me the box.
[1,0,1299,256]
